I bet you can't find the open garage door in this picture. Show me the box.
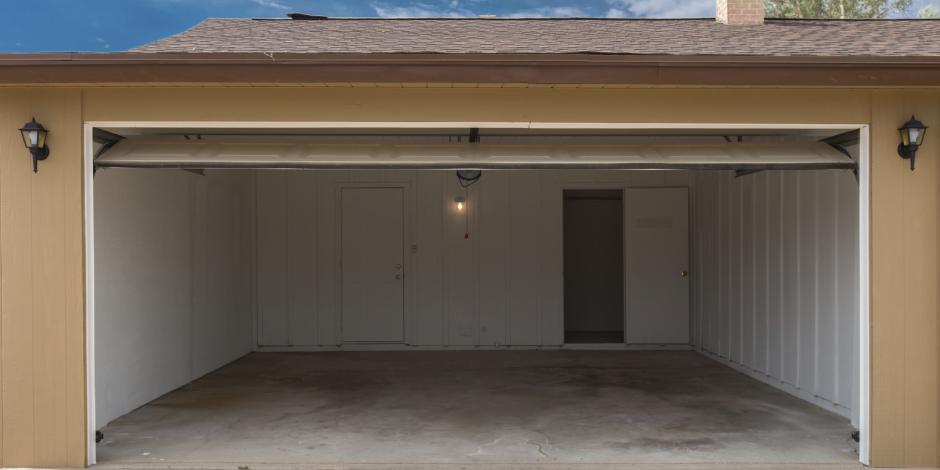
[95,134,856,170]
[89,124,864,468]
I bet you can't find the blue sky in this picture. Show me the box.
[1,0,938,52]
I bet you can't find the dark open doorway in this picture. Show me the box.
[563,189,625,344]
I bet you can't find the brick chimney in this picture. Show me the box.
[716,0,764,25]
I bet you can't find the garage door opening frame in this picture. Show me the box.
[81,121,871,466]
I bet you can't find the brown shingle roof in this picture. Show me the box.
[132,18,940,57]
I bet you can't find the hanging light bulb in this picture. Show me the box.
[455,196,466,212]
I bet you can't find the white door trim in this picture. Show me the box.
[85,121,867,130]
[83,121,870,466]
[82,123,97,466]
[857,125,871,465]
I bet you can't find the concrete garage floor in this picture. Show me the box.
[96,351,859,469]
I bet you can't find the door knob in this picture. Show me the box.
[395,274,402,280]
[681,270,689,279]
[394,263,402,269]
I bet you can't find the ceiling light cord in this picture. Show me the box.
[456,170,481,239]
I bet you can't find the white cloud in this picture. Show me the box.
[252,0,291,9]
[95,37,112,49]
[505,6,591,18]
[605,7,627,18]
[371,2,473,17]
[605,0,713,18]
[372,1,588,19]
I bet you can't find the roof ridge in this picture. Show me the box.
[186,16,940,21]
[765,16,940,21]
[246,17,718,21]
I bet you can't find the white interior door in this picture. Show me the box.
[341,187,405,343]
[624,187,690,345]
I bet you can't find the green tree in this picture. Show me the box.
[765,0,913,18]
[920,4,940,17]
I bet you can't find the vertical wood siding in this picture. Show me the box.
[868,91,940,468]
[78,86,940,468]
[0,89,85,467]
[0,86,934,467]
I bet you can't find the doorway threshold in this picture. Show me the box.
[562,343,693,351]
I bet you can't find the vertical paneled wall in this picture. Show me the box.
[0,89,86,468]
[95,169,253,427]
[0,86,935,469]
[691,169,859,421]
[255,169,689,347]
[868,91,940,467]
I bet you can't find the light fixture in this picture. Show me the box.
[454,170,480,240]
[898,115,927,171]
[19,118,50,173]
[456,169,482,187]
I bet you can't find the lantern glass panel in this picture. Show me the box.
[900,128,911,146]
[910,128,922,146]
[19,120,48,151]
[913,127,926,146]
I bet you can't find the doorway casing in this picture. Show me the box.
[82,121,871,466]
[563,188,624,344]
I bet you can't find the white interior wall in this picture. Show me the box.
[691,168,860,423]
[254,169,690,348]
[95,169,253,428]
[93,163,859,426]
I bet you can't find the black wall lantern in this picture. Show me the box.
[19,118,50,173]
[898,115,927,171]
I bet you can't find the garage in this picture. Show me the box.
[88,124,865,467]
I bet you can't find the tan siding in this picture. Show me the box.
[870,90,940,468]
[1,91,37,466]
[79,85,935,467]
[80,87,874,124]
[0,85,936,467]
[0,89,85,468]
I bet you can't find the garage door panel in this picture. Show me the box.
[97,138,856,170]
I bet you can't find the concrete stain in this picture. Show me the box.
[607,437,723,452]
[98,351,857,466]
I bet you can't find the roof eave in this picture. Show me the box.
[1,52,939,86]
